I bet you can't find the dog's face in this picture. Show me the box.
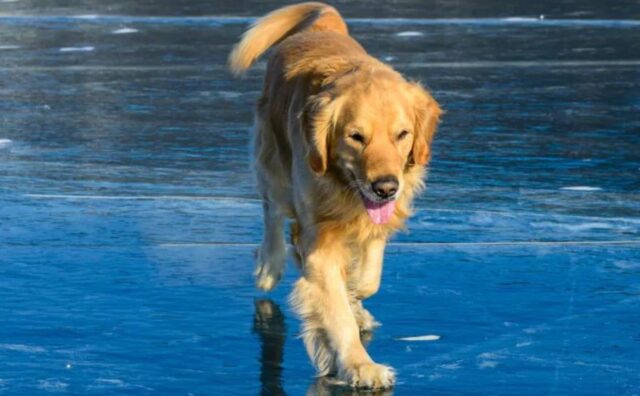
[303,71,441,224]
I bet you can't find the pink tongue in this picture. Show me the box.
[364,199,396,225]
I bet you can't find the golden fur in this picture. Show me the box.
[229,2,441,389]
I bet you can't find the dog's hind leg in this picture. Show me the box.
[255,199,287,291]
[253,103,291,292]
[350,298,380,333]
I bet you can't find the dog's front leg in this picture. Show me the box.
[349,237,386,332]
[354,237,386,300]
[291,234,395,389]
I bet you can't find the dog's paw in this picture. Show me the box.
[342,362,395,389]
[254,247,285,291]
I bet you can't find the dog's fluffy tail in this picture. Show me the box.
[228,2,348,75]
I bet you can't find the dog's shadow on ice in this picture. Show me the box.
[253,299,393,396]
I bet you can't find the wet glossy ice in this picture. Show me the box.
[1,1,639,395]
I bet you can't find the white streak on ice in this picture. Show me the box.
[478,360,498,369]
[59,46,95,52]
[502,17,540,22]
[96,378,125,386]
[562,222,616,231]
[613,260,640,270]
[561,186,602,191]
[0,139,12,148]
[397,335,441,341]
[112,27,138,34]
[0,343,46,353]
[24,193,261,205]
[478,352,501,359]
[530,221,628,232]
[439,362,462,370]
[0,45,20,50]
[396,31,424,37]
[37,380,68,391]
[477,352,503,369]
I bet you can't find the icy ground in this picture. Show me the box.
[1,1,639,395]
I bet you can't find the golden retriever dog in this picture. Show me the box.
[229,2,442,389]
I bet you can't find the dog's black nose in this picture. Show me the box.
[371,176,399,199]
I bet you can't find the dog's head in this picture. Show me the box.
[302,68,442,224]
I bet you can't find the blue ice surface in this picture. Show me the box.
[1,2,640,395]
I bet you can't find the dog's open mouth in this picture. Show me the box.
[350,171,397,225]
[362,196,396,225]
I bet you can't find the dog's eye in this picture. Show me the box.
[398,130,410,140]
[349,131,365,144]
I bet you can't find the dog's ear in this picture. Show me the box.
[410,83,442,166]
[301,93,336,175]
